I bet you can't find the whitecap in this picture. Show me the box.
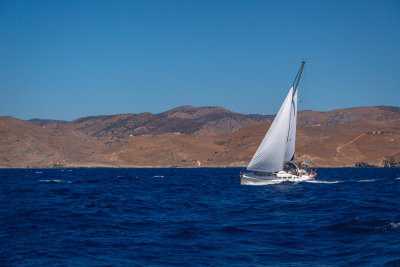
[152,175,165,178]
[357,179,376,183]
[396,177,400,180]
[39,179,71,183]
[389,222,400,229]
[381,222,400,231]
[35,171,43,174]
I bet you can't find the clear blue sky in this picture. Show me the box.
[1,0,399,121]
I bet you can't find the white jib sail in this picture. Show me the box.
[247,87,294,173]
[284,88,297,161]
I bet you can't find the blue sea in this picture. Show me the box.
[1,168,400,266]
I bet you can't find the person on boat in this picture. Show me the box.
[283,163,290,172]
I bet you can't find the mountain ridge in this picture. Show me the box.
[1,105,399,168]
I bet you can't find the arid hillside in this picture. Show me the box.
[0,105,399,168]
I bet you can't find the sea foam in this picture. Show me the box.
[39,179,71,183]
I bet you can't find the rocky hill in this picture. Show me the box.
[1,105,399,168]
[298,106,400,126]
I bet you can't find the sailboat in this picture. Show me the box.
[240,61,316,185]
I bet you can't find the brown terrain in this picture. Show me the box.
[0,105,399,168]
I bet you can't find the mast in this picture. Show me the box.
[293,61,306,95]
[285,61,304,162]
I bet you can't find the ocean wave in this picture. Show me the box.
[39,179,71,183]
[152,175,165,178]
[380,222,400,232]
[325,218,375,234]
[219,225,253,234]
[357,179,376,183]
[116,175,139,179]
[389,222,400,229]
[386,222,400,229]
[2,167,400,266]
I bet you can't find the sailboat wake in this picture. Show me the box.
[241,178,288,186]
[241,177,341,185]
[304,180,342,184]
[241,175,316,185]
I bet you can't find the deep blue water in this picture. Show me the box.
[1,168,400,266]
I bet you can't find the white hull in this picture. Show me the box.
[241,171,314,185]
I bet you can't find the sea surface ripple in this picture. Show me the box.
[1,168,400,266]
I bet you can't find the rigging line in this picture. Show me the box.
[291,61,305,88]
[302,62,309,111]
[288,61,304,142]
[298,60,309,111]
[292,68,300,87]
[293,61,306,95]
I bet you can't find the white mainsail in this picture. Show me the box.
[247,87,295,173]
[284,88,297,162]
